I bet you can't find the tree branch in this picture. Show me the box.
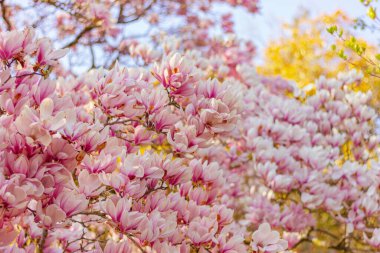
[118,0,156,24]
[37,229,48,253]
[63,25,98,49]
[0,0,12,30]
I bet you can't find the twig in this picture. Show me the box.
[118,0,156,24]
[0,0,12,30]
[37,229,48,253]
[63,25,98,49]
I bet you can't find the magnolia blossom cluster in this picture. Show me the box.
[234,68,380,251]
[1,4,380,253]
[0,28,291,253]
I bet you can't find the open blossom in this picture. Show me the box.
[188,217,218,246]
[167,125,202,153]
[199,98,238,134]
[101,196,146,233]
[152,108,180,132]
[54,189,89,217]
[138,211,177,242]
[162,155,192,185]
[36,202,66,228]
[122,152,164,179]
[0,182,28,211]
[217,233,247,253]
[35,38,68,68]
[251,223,288,253]
[0,28,34,62]
[101,196,133,222]
[78,170,104,197]
[15,98,66,146]
[140,88,168,114]
[152,53,198,97]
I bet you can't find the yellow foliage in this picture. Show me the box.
[257,11,380,108]
[341,140,354,162]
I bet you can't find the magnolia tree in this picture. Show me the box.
[0,1,380,253]
[0,0,258,72]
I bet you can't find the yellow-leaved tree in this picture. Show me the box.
[257,10,380,107]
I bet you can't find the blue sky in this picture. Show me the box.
[229,0,378,58]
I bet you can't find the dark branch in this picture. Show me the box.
[63,25,98,49]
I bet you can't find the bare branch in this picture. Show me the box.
[118,0,156,24]
[63,25,99,49]
[0,0,12,30]
[37,229,48,253]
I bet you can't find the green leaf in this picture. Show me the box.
[326,25,337,34]
[338,29,343,37]
[338,49,348,60]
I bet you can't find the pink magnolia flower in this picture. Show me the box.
[152,108,180,132]
[61,120,90,142]
[0,183,28,211]
[200,98,238,134]
[251,223,288,253]
[139,88,168,114]
[129,43,161,64]
[15,98,66,146]
[168,193,200,224]
[79,127,109,153]
[0,29,34,62]
[162,155,192,185]
[138,211,177,242]
[47,138,77,171]
[32,79,56,105]
[187,217,218,246]
[191,159,224,188]
[122,153,164,180]
[82,152,115,173]
[361,194,379,216]
[196,79,225,99]
[133,125,153,145]
[101,196,146,232]
[99,171,127,191]
[35,38,68,68]
[78,170,104,197]
[152,53,197,97]
[143,191,170,212]
[90,3,111,25]
[101,196,132,221]
[167,125,201,153]
[54,189,88,217]
[36,202,66,228]
[6,154,29,176]
[217,234,247,253]
[188,186,210,205]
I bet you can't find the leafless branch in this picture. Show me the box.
[0,0,12,30]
